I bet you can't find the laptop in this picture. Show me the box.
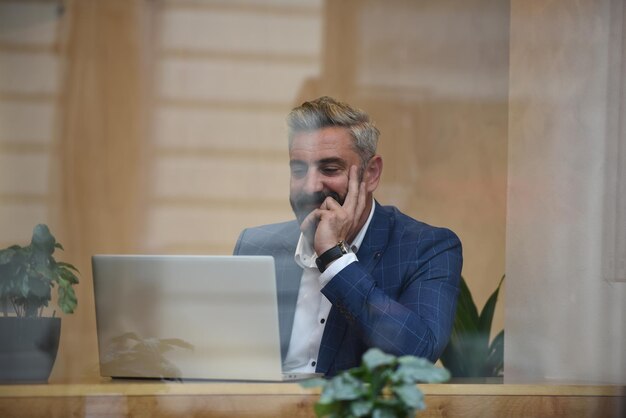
[92,254,317,381]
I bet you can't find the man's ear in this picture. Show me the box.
[364,155,383,193]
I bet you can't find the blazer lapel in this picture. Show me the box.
[354,202,394,274]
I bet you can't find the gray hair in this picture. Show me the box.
[287,96,380,167]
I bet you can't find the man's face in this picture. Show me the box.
[289,126,363,224]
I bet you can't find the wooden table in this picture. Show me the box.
[0,381,624,417]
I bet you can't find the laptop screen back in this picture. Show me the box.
[92,255,284,380]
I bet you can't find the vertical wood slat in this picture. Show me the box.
[54,0,148,380]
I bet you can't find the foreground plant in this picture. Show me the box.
[302,348,450,418]
[0,224,79,317]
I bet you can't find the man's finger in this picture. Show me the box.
[342,165,360,213]
[355,180,367,220]
[324,195,341,210]
[300,209,321,240]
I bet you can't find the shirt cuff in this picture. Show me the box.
[319,252,357,286]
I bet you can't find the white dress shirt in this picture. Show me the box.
[283,200,376,372]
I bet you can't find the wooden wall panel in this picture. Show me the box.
[52,0,149,380]
[0,1,60,247]
[147,1,321,254]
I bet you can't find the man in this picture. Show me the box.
[234,97,462,376]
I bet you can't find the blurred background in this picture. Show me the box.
[0,0,624,384]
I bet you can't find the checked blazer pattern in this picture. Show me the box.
[233,202,462,376]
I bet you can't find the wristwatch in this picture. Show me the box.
[315,241,349,273]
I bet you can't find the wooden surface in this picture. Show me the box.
[0,381,624,418]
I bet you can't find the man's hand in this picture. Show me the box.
[300,165,368,255]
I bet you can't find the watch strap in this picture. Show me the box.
[315,241,348,273]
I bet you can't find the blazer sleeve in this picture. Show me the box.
[233,229,245,255]
[320,226,462,362]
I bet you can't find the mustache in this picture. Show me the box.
[293,190,343,208]
[290,190,345,224]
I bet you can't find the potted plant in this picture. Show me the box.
[302,348,450,417]
[440,275,505,379]
[0,224,79,383]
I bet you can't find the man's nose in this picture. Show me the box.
[303,169,323,194]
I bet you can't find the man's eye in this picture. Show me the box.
[321,167,341,175]
[290,167,307,177]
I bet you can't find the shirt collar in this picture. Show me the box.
[294,198,376,269]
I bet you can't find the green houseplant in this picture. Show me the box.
[0,224,79,382]
[302,348,450,417]
[439,276,504,379]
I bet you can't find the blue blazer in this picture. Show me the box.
[234,202,462,376]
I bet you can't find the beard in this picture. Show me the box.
[290,189,345,225]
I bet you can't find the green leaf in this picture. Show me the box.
[34,263,55,283]
[57,285,78,314]
[0,248,16,265]
[350,400,373,417]
[372,406,399,418]
[58,266,80,284]
[484,330,504,376]
[28,276,51,299]
[456,277,479,330]
[20,274,30,297]
[325,372,363,401]
[57,261,79,273]
[477,275,504,334]
[362,348,396,371]
[369,367,393,398]
[392,383,424,409]
[395,356,450,383]
[31,224,56,255]
[459,334,490,377]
